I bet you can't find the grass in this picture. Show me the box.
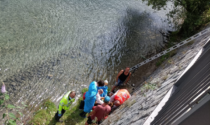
[81,88,88,94]
[140,82,157,94]
[28,88,88,125]
[28,99,57,125]
[123,99,136,108]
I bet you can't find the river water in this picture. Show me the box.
[0,0,172,120]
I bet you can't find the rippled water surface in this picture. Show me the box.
[0,0,172,118]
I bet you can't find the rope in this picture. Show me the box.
[129,27,210,72]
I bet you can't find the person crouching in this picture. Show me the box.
[95,89,104,105]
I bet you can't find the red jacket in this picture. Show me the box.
[83,92,86,100]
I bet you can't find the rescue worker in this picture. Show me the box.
[80,80,104,118]
[54,91,76,122]
[97,80,108,97]
[110,89,131,106]
[111,67,131,92]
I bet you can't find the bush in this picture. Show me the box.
[1,83,26,125]
[142,0,210,36]
[81,88,88,94]
[29,99,57,125]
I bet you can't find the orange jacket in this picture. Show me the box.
[114,89,131,104]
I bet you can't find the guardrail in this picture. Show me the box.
[145,38,210,125]
[130,28,210,72]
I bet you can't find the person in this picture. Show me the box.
[96,89,104,105]
[80,80,104,118]
[111,67,131,92]
[79,91,86,110]
[97,80,108,97]
[110,89,131,106]
[108,92,114,97]
[85,96,111,125]
[110,100,120,114]
[54,91,76,122]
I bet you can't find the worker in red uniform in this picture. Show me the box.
[110,89,131,106]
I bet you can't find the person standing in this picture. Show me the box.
[111,67,131,92]
[80,80,104,118]
[54,91,76,122]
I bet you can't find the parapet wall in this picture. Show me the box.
[101,31,210,125]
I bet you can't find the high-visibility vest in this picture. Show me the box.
[114,89,131,104]
[58,91,75,114]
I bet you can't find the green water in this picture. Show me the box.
[0,0,172,119]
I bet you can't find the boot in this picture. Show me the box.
[79,111,87,118]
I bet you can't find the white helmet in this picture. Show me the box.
[104,80,108,84]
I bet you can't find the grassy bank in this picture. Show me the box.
[29,90,88,125]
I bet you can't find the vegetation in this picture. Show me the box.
[1,83,26,125]
[29,88,89,125]
[81,88,88,94]
[141,82,157,94]
[28,99,57,125]
[142,0,210,36]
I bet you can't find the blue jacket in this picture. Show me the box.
[84,81,97,113]
[97,86,108,97]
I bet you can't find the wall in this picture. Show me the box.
[101,30,210,125]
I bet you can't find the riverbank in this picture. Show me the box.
[28,89,88,125]
[27,28,210,125]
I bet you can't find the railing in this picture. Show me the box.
[130,28,210,72]
[145,38,210,125]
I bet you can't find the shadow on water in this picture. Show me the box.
[121,8,162,59]
[107,8,163,83]
[108,8,162,91]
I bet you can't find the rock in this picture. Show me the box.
[48,74,53,77]
[169,66,178,74]
[11,82,16,86]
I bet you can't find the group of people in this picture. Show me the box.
[54,67,132,124]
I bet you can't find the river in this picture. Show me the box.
[0,0,172,120]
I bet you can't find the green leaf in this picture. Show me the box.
[21,102,27,107]
[16,106,23,109]
[0,93,3,96]
[16,106,22,109]
[7,104,16,109]
[0,100,4,105]
[5,94,10,100]
[16,118,20,121]
[8,119,16,125]
[3,113,6,119]
[9,113,16,119]
[18,112,23,116]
